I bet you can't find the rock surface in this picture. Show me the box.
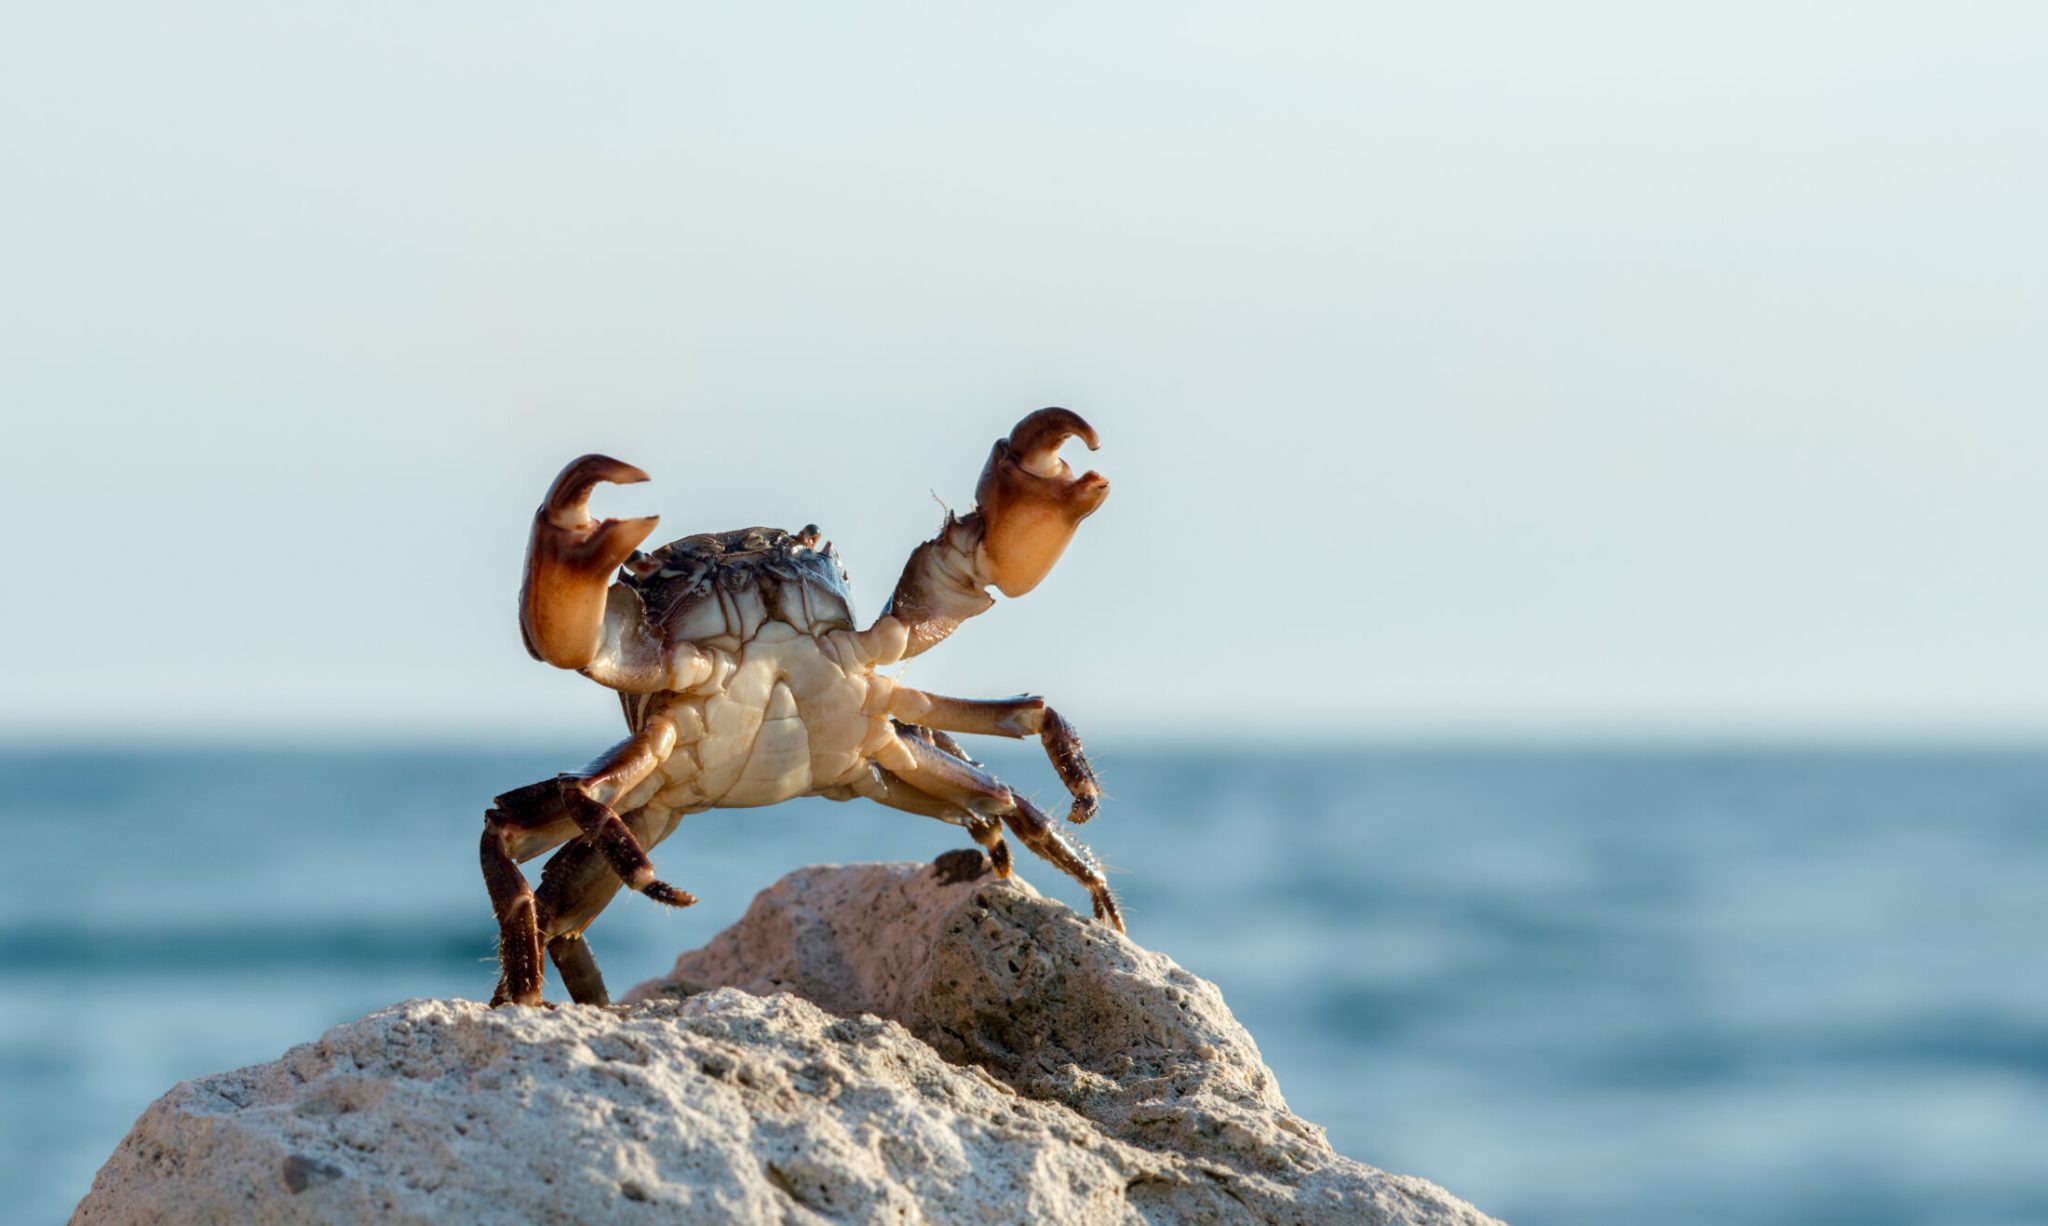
[74,859,1499,1225]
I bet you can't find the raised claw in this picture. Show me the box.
[519,453,661,670]
[541,454,652,527]
[974,408,1111,597]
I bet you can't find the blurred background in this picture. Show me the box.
[4,4,2044,1223]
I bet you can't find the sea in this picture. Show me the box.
[2,744,2042,1225]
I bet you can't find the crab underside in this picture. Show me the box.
[480,409,1117,1007]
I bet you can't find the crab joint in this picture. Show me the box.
[973,408,1110,598]
[519,453,661,670]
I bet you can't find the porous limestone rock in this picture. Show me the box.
[74,859,1498,1225]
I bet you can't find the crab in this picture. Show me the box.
[481,408,1118,1007]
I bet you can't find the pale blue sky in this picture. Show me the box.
[4,4,2046,743]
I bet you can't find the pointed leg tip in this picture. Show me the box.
[642,882,698,908]
[1092,893,1126,934]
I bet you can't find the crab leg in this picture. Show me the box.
[897,720,980,769]
[558,721,694,900]
[481,718,689,1006]
[890,733,1122,932]
[479,827,545,1007]
[833,750,1015,878]
[545,933,610,1007]
[505,801,683,1006]
[861,409,1109,662]
[887,690,1102,824]
[486,835,628,1007]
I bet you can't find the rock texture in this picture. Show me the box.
[74,859,1498,1225]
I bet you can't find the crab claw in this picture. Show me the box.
[519,454,661,670]
[973,408,1110,597]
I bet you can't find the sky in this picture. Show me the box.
[4,3,2046,744]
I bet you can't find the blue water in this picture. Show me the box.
[4,746,2043,1225]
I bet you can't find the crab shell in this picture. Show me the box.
[619,526,858,650]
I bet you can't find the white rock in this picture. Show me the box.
[74,859,1499,1225]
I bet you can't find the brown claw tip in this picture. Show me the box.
[568,453,652,486]
[1008,408,1100,463]
[542,454,652,526]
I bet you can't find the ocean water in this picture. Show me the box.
[2,745,2043,1225]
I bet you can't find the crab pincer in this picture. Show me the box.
[518,454,662,670]
[973,408,1111,598]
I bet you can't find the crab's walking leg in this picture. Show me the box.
[834,750,1014,878]
[483,801,676,1007]
[546,933,609,1007]
[557,717,694,907]
[888,690,1101,824]
[480,825,545,1007]
[899,720,979,769]
[481,718,687,1006]
[890,733,1123,932]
